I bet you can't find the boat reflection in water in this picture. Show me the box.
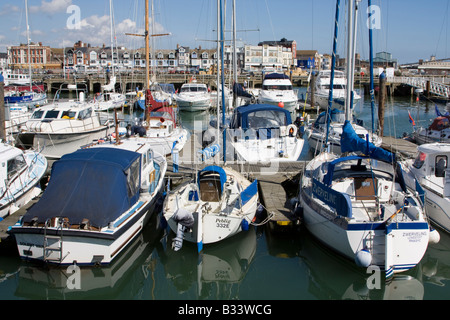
[13,211,165,299]
[299,230,425,300]
[160,225,257,299]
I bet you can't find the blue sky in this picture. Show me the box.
[0,0,449,64]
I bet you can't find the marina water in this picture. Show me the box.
[1,87,450,300]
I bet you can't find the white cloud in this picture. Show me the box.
[30,0,72,15]
[0,4,20,16]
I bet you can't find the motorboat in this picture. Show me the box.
[163,163,258,252]
[175,82,211,112]
[298,120,436,278]
[0,143,47,219]
[411,115,450,145]
[17,93,114,160]
[304,108,382,154]
[257,73,299,113]
[402,143,450,233]
[313,70,360,111]
[226,104,304,162]
[10,142,167,266]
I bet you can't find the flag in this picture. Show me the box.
[408,111,415,127]
[435,104,443,117]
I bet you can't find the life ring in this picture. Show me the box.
[137,91,143,98]
[287,124,297,137]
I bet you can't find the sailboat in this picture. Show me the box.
[162,0,259,253]
[92,0,126,112]
[297,0,436,278]
[4,0,47,111]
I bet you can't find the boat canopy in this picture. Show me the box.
[229,104,292,130]
[198,166,227,189]
[264,73,289,80]
[22,148,141,229]
[428,116,450,131]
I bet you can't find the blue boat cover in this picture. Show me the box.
[264,73,289,80]
[233,82,252,98]
[198,166,227,191]
[22,148,141,228]
[340,120,395,163]
[312,178,352,218]
[229,104,292,130]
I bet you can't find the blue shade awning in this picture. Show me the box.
[22,148,141,229]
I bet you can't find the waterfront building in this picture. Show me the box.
[7,42,52,70]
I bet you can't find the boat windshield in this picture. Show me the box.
[322,84,346,90]
[247,109,287,128]
[181,85,207,93]
[262,85,293,91]
[413,152,426,169]
[31,110,45,119]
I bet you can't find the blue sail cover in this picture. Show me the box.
[233,82,252,98]
[340,120,395,163]
[22,148,141,229]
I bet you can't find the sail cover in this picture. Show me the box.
[340,120,395,163]
[22,148,141,229]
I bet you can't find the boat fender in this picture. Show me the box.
[241,219,249,231]
[355,249,372,268]
[429,227,440,244]
[287,124,297,137]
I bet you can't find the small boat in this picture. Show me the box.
[11,142,167,265]
[257,73,299,112]
[402,142,450,233]
[226,104,304,162]
[17,92,114,160]
[163,162,258,252]
[0,143,47,219]
[411,115,450,145]
[174,82,211,112]
[313,70,360,111]
[121,104,189,156]
[4,89,47,109]
[298,120,436,278]
[305,108,382,154]
[92,76,126,112]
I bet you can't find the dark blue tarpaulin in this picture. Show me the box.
[229,104,292,130]
[22,148,141,228]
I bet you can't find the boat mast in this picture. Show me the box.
[220,0,226,162]
[232,0,237,109]
[345,0,354,122]
[110,0,115,79]
[325,0,341,148]
[145,0,150,92]
[216,0,220,148]
[368,0,376,134]
[25,0,32,92]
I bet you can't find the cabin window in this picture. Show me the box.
[247,110,287,129]
[7,155,27,181]
[435,155,447,177]
[77,108,92,120]
[126,159,141,198]
[62,111,76,119]
[413,152,426,169]
[31,110,44,119]
[44,110,60,119]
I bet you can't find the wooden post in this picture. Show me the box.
[310,72,316,110]
[378,72,386,137]
[0,74,5,141]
